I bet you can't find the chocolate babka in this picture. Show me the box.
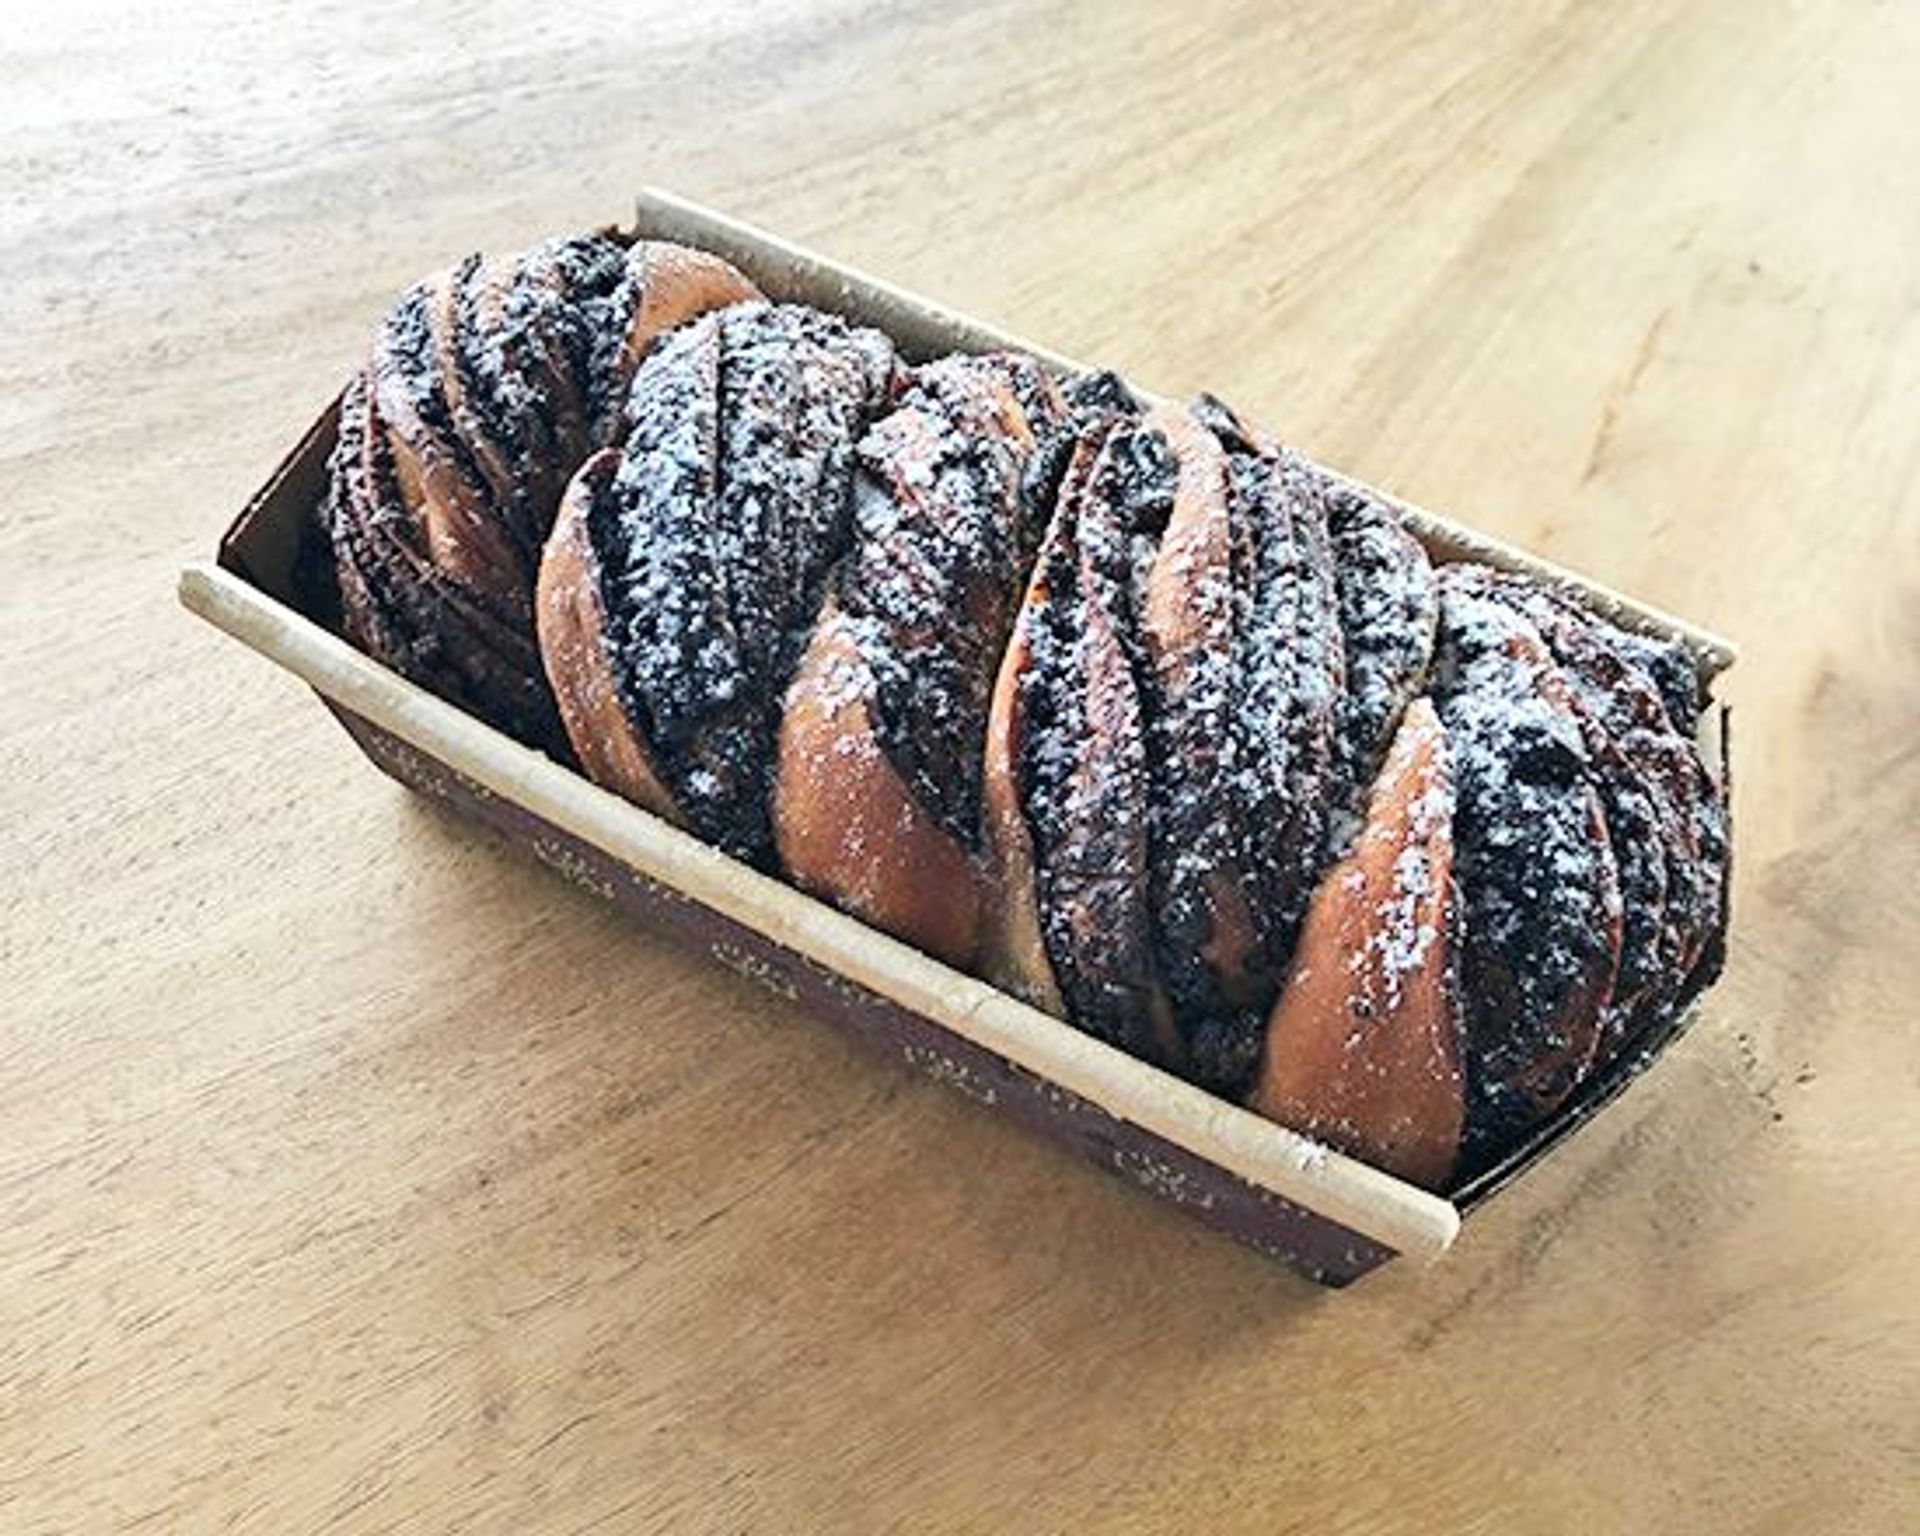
[323,244,1731,1196]
[982,398,1361,1090]
[325,235,760,753]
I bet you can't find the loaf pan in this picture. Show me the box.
[178,187,1734,1286]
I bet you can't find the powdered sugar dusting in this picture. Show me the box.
[1432,567,1623,1163]
[1453,566,1728,1053]
[1319,478,1438,849]
[835,352,1069,849]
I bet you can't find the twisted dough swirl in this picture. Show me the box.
[326,235,759,752]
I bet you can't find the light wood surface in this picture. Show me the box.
[4,1,1917,1530]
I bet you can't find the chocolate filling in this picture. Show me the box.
[1138,415,1243,1046]
[1433,574,1624,1169]
[329,371,565,750]
[329,233,652,756]
[1184,438,1345,1094]
[1015,423,1170,1058]
[1322,480,1439,846]
[1471,573,1729,1060]
[840,354,1068,849]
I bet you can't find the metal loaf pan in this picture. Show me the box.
[178,187,1734,1286]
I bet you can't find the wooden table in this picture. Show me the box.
[6,1,1917,1529]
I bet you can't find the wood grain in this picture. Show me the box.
[4,1,1917,1531]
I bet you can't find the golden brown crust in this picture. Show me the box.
[774,608,985,967]
[618,243,763,376]
[1250,698,1464,1191]
[772,353,1068,969]
[534,451,682,822]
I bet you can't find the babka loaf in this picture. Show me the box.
[321,236,1731,1196]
